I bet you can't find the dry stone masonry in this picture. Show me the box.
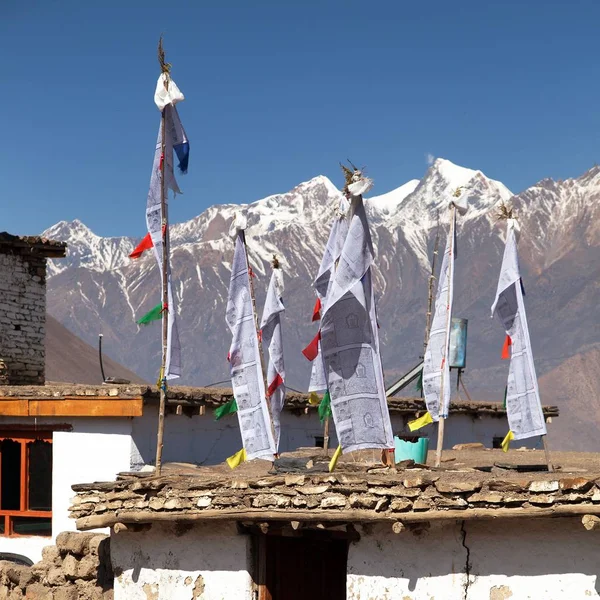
[0,234,66,385]
[0,531,112,600]
[69,450,600,530]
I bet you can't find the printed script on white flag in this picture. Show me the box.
[260,268,286,451]
[319,195,394,452]
[308,197,350,393]
[422,212,456,420]
[491,219,546,440]
[227,232,276,460]
[145,105,183,379]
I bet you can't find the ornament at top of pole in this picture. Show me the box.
[158,35,171,90]
[271,254,280,269]
[340,160,373,197]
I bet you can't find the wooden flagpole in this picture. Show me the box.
[241,231,278,457]
[155,37,170,475]
[435,202,456,468]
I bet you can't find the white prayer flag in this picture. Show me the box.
[260,266,286,451]
[227,232,277,460]
[308,197,350,393]
[319,192,394,452]
[145,104,185,379]
[491,219,546,440]
[422,210,456,420]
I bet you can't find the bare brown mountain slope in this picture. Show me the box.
[45,315,146,384]
[538,345,600,452]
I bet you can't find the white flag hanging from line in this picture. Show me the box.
[260,264,286,451]
[316,181,394,453]
[143,78,190,380]
[226,230,277,460]
[422,209,456,420]
[491,219,546,440]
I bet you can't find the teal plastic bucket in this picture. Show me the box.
[394,436,429,464]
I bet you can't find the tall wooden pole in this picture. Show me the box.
[241,231,278,456]
[435,204,456,468]
[155,39,170,475]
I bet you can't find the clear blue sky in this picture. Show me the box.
[2,0,599,237]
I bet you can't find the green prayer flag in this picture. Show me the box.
[137,303,162,325]
[318,390,332,424]
[503,385,507,410]
[416,369,423,394]
[215,397,238,420]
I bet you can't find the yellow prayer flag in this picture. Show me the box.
[501,430,514,453]
[226,448,247,469]
[408,411,433,432]
[329,444,343,472]
[308,391,321,406]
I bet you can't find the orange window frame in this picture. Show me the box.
[0,431,52,537]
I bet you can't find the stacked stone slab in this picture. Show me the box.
[69,469,600,528]
[0,532,112,600]
[0,233,66,385]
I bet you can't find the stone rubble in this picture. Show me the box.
[0,532,113,600]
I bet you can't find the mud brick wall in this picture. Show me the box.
[0,531,113,600]
[0,251,47,385]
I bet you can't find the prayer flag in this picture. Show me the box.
[129,233,153,259]
[408,411,433,432]
[491,218,546,441]
[318,390,332,424]
[137,303,162,325]
[260,265,286,451]
[501,430,514,453]
[329,444,342,472]
[422,209,456,421]
[226,448,247,469]
[215,397,238,420]
[302,331,321,361]
[318,179,394,453]
[226,228,276,460]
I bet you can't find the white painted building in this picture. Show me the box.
[70,449,600,600]
[108,518,600,600]
[0,383,557,564]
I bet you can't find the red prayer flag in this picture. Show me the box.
[129,233,153,259]
[302,331,321,361]
[266,372,284,397]
[311,297,322,322]
[501,334,512,360]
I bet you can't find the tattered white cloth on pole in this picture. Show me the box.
[319,193,394,452]
[260,267,286,451]
[145,102,186,379]
[227,232,277,460]
[308,197,350,393]
[491,219,546,440]
[422,210,456,420]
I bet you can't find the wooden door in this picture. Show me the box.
[258,534,347,600]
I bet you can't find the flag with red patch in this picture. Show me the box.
[260,264,286,451]
[491,218,546,441]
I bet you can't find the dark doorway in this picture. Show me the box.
[257,534,347,600]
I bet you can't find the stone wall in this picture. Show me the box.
[0,251,47,385]
[0,532,113,600]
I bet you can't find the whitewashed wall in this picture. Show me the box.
[130,407,528,467]
[109,517,600,600]
[111,523,253,600]
[348,518,600,599]
[0,415,133,563]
